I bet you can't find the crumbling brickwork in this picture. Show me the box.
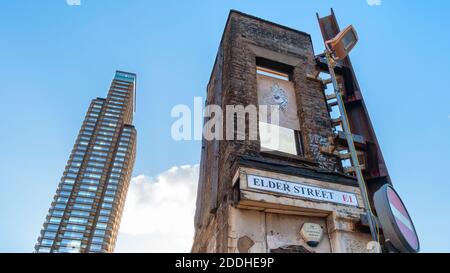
[192,10,347,253]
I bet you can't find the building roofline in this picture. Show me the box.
[207,9,314,88]
[228,9,312,38]
[115,70,137,77]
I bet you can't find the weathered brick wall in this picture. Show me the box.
[192,10,340,252]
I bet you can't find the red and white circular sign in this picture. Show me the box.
[374,184,420,253]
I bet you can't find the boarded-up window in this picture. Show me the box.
[257,65,302,156]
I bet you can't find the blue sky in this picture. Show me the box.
[0,0,449,253]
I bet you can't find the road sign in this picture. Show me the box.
[374,184,420,253]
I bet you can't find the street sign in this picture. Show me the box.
[374,185,420,253]
[247,174,359,207]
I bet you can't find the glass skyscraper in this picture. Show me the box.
[35,71,137,253]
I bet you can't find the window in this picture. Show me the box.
[84,173,102,179]
[46,224,59,231]
[79,136,91,141]
[110,96,125,101]
[57,196,69,203]
[66,173,78,179]
[80,185,98,192]
[120,137,130,142]
[60,239,83,250]
[61,184,73,191]
[78,191,96,198]
[114,157,125,162]
[256,59,303,156]
[90,151,108,158]
[119,141,129,147]
[111,168,122,173]
[109,173,121,179]
[109,100,124,106]
[62,232,84,240]
[106,108,122,114]
[43,231,57,239]
[81,178,99,185]
[113,162,123,167]
[89,156,107,162]
[259,122,299,155]
[99,126,116,132]
[68,167,79,173]
[257,66,289,81]
[96,222,108,229]
[81,130,93,136]
[58,247,81,253]
[73,151,85,157]
[100,209,111,216]
[88,162,105,168]
[51,210,64,217]
[105,112,120,118]
[92,237,104,244]
[93,145,110,152]
[77,146,88,152]
[73,155,84,162]
[116,151,127,157]
[86,167,104,173]
[54,203,67,210]
[74,197,94,204]
[102,203,113,209]
[102,122,117,128]
[107,105,123,111]
[96,135,113,142]
[73,204,92,210]
[90,244,103,252]
[49,217,62,224]
[59,190,71,197]
[105,190,116,196]
[107,184,117,190]
[41,239,54,246]
[70,210,90,217]
[37,247,51,253]
[94,229,106,236]
[70,162,81,168]
[103,196,114,203]
[66,224,86,232]
[68,217,88,225]
[111,91,127,97]
[108,178,119,185]
[98,131,115,137]
[95,140,111,146]
[97,216,109,223]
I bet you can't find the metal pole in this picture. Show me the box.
[324,50,379,245]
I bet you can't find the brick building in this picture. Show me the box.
[192,10,389,253]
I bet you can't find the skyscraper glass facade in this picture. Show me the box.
[35,71,137,253]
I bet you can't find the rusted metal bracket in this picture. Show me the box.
[317,9,392,195]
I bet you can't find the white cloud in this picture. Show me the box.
[115,165,199,253]
[66,0,81,6]
[367,0,382,6]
